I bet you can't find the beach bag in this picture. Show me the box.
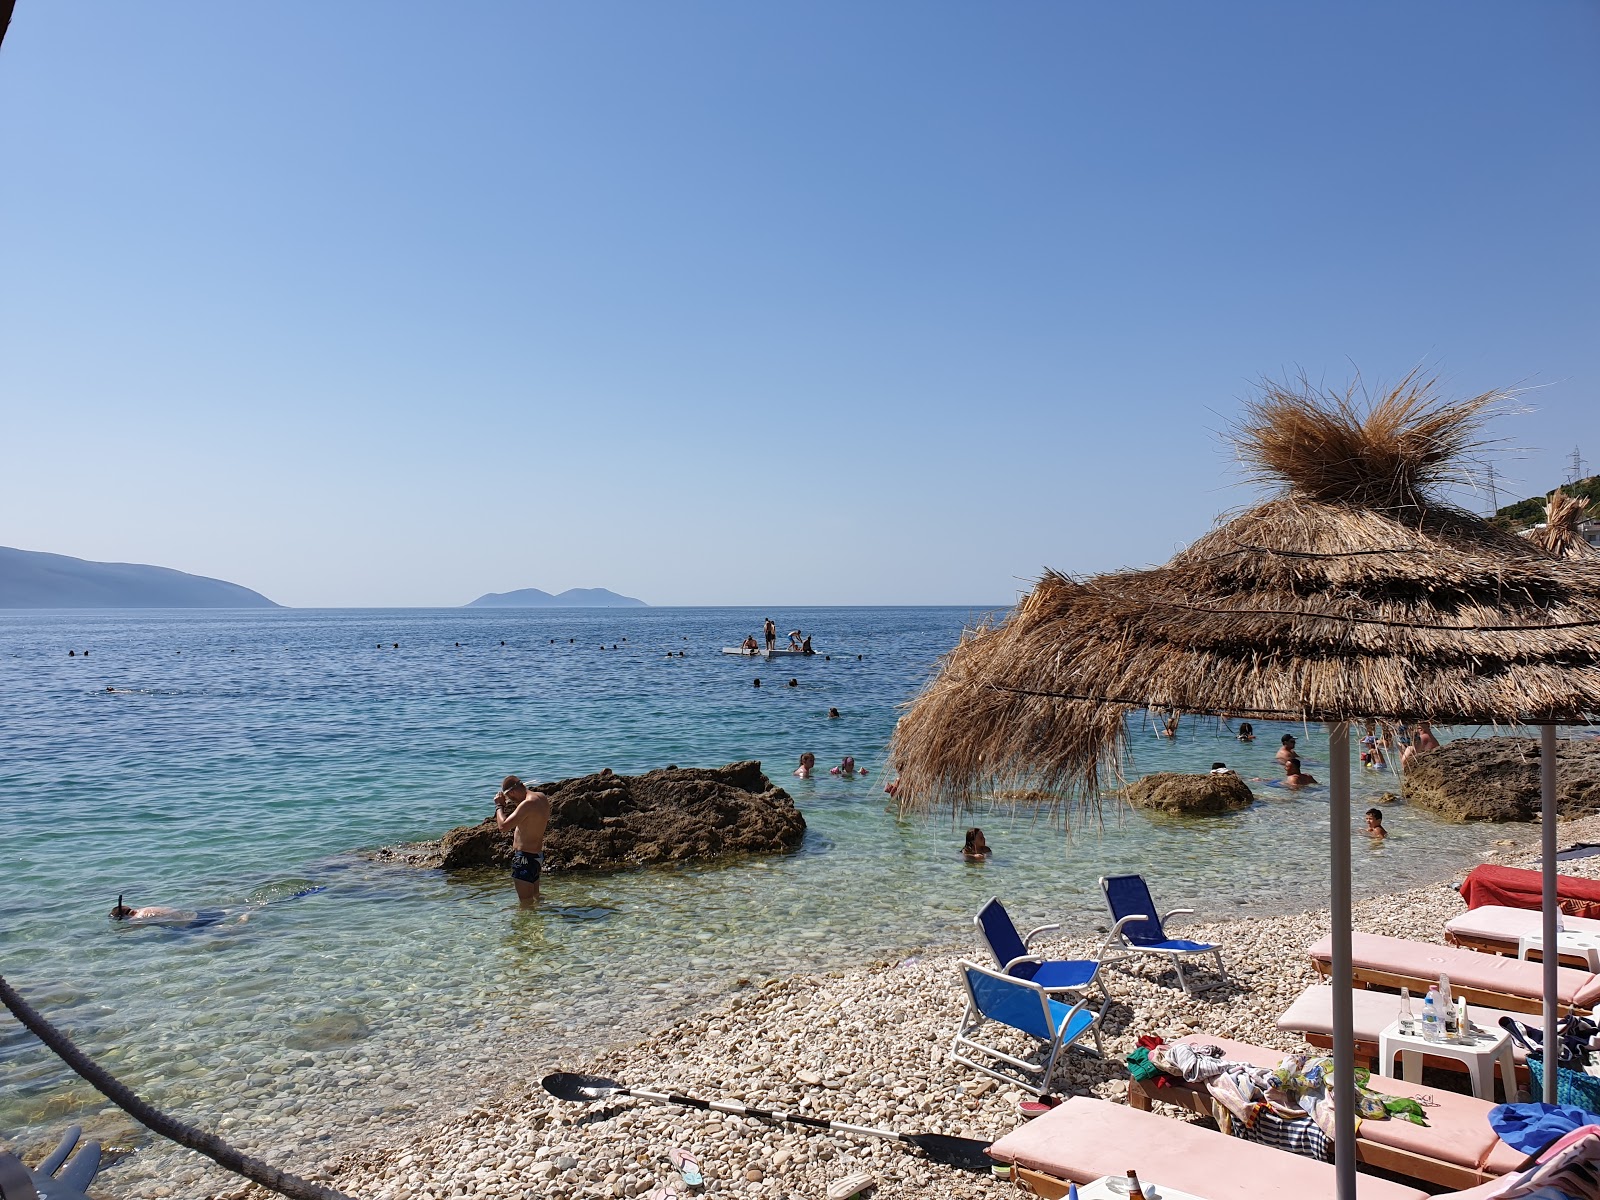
[1501,1017,1596,1070]
[1527,1057,1600,1116]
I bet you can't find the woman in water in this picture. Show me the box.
[963,828,990,860]
[793,752,816,779]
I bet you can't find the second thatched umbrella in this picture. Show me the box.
[892,375,1600,1199]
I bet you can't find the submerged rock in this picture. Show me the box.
[1124,771,1255,814]
[375,761,805,873]
[1403,736,1600,822]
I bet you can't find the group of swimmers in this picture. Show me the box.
[793,752,867,779]
[741,618,815,655]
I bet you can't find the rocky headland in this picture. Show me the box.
[1404,736,1600,822]
[371,761,806,873]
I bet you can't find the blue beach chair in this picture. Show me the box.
[1099,873,1228,996]
[974,898,1111,1003]
[951,960,1105,1096]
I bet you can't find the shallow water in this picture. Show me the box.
[0,607,1521,1187]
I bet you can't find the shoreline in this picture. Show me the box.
[76,810,1579,1200]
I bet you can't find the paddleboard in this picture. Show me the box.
[720,647,813,657]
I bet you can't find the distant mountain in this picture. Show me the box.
[0,546,280,608]
[465,587,647,608]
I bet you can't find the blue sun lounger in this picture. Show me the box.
[974,897,1111,1002]
[1099,873,1228,996]
[952,960,1106,1096]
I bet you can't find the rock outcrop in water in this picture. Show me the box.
[1124,771,1256,814]
[374,761,805,873]
[1403,736,1600,822]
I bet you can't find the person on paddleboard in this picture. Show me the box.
[764,618,777,652]
[494,774,550,905]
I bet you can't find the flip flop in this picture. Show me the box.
[826,1171,875,1200]
[668,1148,703,1188]
[645,1187,678,1200]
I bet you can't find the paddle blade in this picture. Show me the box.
[542,1071,625,1103]
[901,1133,994,1172]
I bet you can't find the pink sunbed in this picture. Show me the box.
[1277,983,1531,1068]
[987,1095,1430,1200]
[1305,932,1600,1014]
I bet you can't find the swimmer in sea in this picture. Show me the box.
[494,774,550,906]
[794,751,816,779]
[109,895,240,927]
[963,828,990,860]
[1365,807,1388,839]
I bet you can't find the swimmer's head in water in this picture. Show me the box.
[110,894,134,920]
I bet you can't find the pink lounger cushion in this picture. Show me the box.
[1276,984,1531,1064]
[1445,904,1600,943]
[988,1096,1430,1200]
[1305,932,1600,1010]
[1166,1035,1523,1177]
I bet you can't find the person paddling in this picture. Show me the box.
[494,775,551,905]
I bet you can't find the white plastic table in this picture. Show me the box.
[1518,928,1600,970]
[1376,1018,1516,1100]
[1074,1178,1209,1200]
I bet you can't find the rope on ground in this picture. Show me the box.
[0,974,356,1200]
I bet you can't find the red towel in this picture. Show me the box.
[1460,863,1600,920]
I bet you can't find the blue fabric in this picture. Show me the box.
[1103,874,1165,946]
[967,967,1054,1040]
[977,899,1028,966]
[1051,1004,1096,1045]
[1489,1102,1600,1154]
[1152,939,1218,954]
[1020,959,1098,990]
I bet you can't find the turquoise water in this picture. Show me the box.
[0,607,1512,1188]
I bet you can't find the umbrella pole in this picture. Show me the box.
[1542,722,1559,1104]
[1328,720,1356,1200]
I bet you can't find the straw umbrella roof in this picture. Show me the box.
[1530,488,1598,561]
[891,375,1600,811]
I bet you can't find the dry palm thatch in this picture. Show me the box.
[891,375,1600,814]
[1531,488,1598,560]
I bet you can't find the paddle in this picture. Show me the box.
[541,1072,995,1171]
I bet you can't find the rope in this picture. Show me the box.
[0,974,355,1200]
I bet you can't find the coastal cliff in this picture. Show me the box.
[1403,736,1600,821]
[374,761,805,872]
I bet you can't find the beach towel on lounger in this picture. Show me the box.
[1490,1129,1600,1199]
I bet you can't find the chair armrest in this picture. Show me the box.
[1023,923,1060,948]
[1098,914,1148,958]
[1002,954,1045,973]
[1161,908,1195,928]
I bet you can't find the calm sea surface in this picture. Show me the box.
[0,607,1519,1188]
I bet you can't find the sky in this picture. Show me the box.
[1,2,1596,608]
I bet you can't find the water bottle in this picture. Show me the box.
[1422,987,1439,1040]
[1439,974,1456,1036]
[1558,909,1567,934]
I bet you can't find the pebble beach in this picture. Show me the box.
[166,815,1596,1200]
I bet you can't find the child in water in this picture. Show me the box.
[793,752,816,779]
[1365,808,1388,839]
[963,828,990,860]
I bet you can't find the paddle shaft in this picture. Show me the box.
[623,1085,911,1146]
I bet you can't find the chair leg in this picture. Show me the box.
[1173,958,1191,996]
[1213,950,1228,983]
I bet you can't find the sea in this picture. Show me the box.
[0,606,1523,1191]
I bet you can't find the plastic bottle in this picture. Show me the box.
[1558,909,1567,934]
[1457,996,1469,1038]
[1422,987,1439,1040]
[1439,974,1455,1036]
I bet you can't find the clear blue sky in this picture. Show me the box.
[2,2,1595,607]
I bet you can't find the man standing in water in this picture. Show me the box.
[494,775,550,905]
[764,617,777,653]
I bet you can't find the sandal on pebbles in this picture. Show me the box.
[827,1171,875,1200]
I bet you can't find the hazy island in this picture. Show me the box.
[0,546,280,608]
[465,587,646,608]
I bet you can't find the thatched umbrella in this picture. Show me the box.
[1531,488,1598,561]
[892,375,1600,1198]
